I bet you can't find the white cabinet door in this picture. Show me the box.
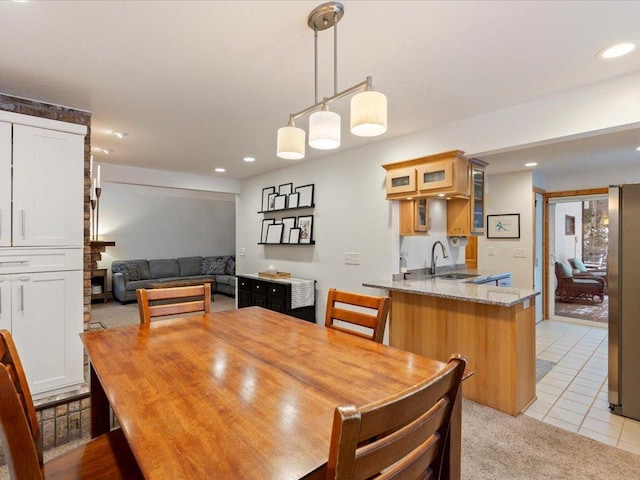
[10,270,83,396]
[0,122,10,247]
[12,125,84,247]
[0,276,10,331]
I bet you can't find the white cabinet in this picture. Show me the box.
[0,112,86,398]
[9,124,84,247]
[0,122,11,247]
[0,269,84,397]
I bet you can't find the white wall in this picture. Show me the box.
[553,202,583,264]
[478,171,534,289]
[97,182,235,288]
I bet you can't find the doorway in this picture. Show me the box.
[547,189,608,324]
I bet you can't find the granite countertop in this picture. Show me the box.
[363,269,539,307]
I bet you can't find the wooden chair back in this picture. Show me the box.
[325,288,391,343]
[0,329,44,479]
[326,354,468,480]
[136,283,211,324]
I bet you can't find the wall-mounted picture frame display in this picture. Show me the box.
[261,186,275,212]
[295,184,314,207]
[267,193,277,211]
[486,214,520,239]
[274,194,287,210]
[261,219,274,243]
[288,192,299,209]
[278,183,293,196]
[265,223,284,244]
[289,228,301,244]
[297,215,313,243]
[565,215,575,235]
[281,217,296,243]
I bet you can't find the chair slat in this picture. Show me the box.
[136,283,211,324]
[326,354,467,480]
[325,288,391,343]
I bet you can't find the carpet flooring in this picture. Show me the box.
[90,294,236,329]
[555,295,608,324]
[4,399,639,480]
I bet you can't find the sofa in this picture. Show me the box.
[111,255,236,303]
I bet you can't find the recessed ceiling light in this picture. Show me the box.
[437,193,445,197]
[596,42,636,60]
[243,156,255,162]
[111,131,128,139]
[525,162,538,167]
[93,147,113,155]
[214,168,226,173]
[636,146,640,151]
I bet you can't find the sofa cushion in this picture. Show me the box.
[225,256,236,275]
[215,275,234,286]
[112,261,142,282]
[557,262,573,278]
[201,256,228,275]
[178,256,203,276]
[149,259,180,279]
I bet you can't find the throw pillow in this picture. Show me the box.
[572,258,588,272]
[201,256,228,275]
[558,261,573,278]
[113,262,141,282]
[225,256,236,275]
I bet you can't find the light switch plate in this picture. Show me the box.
[240,248,246,257]
[344,252,360,265]
[488,247,495,256]
[513,248,527,258]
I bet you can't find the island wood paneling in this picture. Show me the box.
[389,291,535,416]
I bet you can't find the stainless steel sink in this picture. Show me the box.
[434,273,480,280]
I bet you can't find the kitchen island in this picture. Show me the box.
[364,272,539,416]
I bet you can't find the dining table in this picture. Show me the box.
[81,306,464,479]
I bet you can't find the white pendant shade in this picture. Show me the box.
[350,90,387,137]
[309,110,341,150]
[276,125,306,160]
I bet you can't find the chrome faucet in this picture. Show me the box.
[430,241,448,275]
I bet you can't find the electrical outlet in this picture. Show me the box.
[240,248,246,257]
[344,252,360,265]
[488,247,495,256]
[513,248,527,258]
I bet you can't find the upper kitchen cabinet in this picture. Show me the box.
[447,158,488,236]
[382,150,470,200]
[399,198,429,236]
[2,123,84,247]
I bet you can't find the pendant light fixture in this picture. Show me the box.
[276,2,387,160]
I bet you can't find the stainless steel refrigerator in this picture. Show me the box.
[609,184,640,420]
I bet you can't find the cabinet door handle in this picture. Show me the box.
[21,210,26,239]
[0,260,29,265]
[19,285,24,312]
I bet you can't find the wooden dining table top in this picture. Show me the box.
[81,306,450,480]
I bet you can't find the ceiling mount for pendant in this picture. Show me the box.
[276,2,387,160]
[307,2,344,31]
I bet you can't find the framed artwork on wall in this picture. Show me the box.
[565,215,575,235]
[281,217,296,243]
[297,215,313,243]
[261,219,274,243]
[295,184,314,207]
[265,223,284,244]
[486,214,520,239]
[288,192,299,209]
[261,186,275,212]
[289,228,301,244]
[274,195,287,210]
[278,183,293,196]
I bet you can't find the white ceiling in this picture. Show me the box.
[1,1,640,180]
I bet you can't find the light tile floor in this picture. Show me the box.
[525,318,640,455]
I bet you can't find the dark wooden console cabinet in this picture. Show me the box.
[236,274,316,323]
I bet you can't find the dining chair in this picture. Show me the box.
[325,288,391,343]
[0,329,143,480]
[326,353,468,480]
[136,283,211,324]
